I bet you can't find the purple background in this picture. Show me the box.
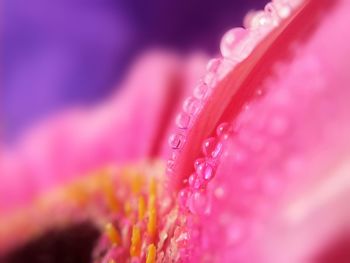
[3,0,264,142]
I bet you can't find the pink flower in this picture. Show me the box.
[1,0,350,262]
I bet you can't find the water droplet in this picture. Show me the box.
[193,82,209,100]
[206,58,221,73]
[183,97,201,115]
[214,187,225,199]
[194,158,205,170]
[188,190,210,215]
[202,137,218,157]
[203,72,216,86]
[243,104,250,111]
[170,151,178,161]
[220,27,248,58]
[216,122,231,137]
[178,189,189,208]
[255,89,263,97]
[249,11,273,29]
[264,3,281,25]
[211,142,223,158]
[167,159,175,170]
[195,160,215,181]
[203,164,214,181]
[188,173,195,186]
[273,1,292,19]
[176,112,191,129]
[168,133,185,149]
[188,173,204,190]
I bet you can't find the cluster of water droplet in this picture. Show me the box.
[166,60,224,176]
[167,0,302,178]
[177,122,233,215]
[167,0,306,260]
[167,0,303,214]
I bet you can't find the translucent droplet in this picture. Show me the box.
[214,187,225,199]
[203,72,215,86]
[195,160,214,181]
[170,151,178,161]
[167,159,175,170]
[193,82,209,100]
[188,173,195,187]
[188,190,210,215]
[203,163,214,181]
[211,141,223,158]
[273,1,291,19]
[178,189,189,208]
[216,122,231,138]
[194,158,205,170]
[168,133,185,149]
[202,137,218,157]
[188,173,204,190]
[176,112,191,129]
[255,89,263,97]
[206,58,221,73]
[183,97,201,115]
[249,11,273,29]
[264,3,281,25]
[220,27,248,58]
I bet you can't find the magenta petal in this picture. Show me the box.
[0,52,206,213]
[176,0,350,262]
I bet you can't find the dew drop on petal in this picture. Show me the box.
[203,163,214,181]
[273,0,292,19]
[249,11,273,29]
[220,27,248,58]
[178,189,189,208]
[183,97,201,115]
[206,58,221,73]
[188,190,210,215]
[211,141,223,158]
[176,112,191,129]
[168,133,185,149]
[193,82,209,100]
[195,160,215,181]
[189,173,205,190]
[216,122,231,137]
[202,137,218,157]
[194,158,206,170]
[188,173,195,187]
[264,3,281,25]
[167,159,175,171]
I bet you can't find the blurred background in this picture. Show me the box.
[3,0,265,144]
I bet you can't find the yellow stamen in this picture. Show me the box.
[146,243,156,263]
[123,167,144,194]
[124,201,132,217]
[148,194,156,211]
[105,223,122,246]
[149,176,157,197]
[147,177,157,240]
[130,225,141,257]
[100,169,120,212]
[108,260,116,263]
[138,196,146,221]
[147,208,157,240]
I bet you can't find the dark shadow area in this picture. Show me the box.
[1,222,100,263]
